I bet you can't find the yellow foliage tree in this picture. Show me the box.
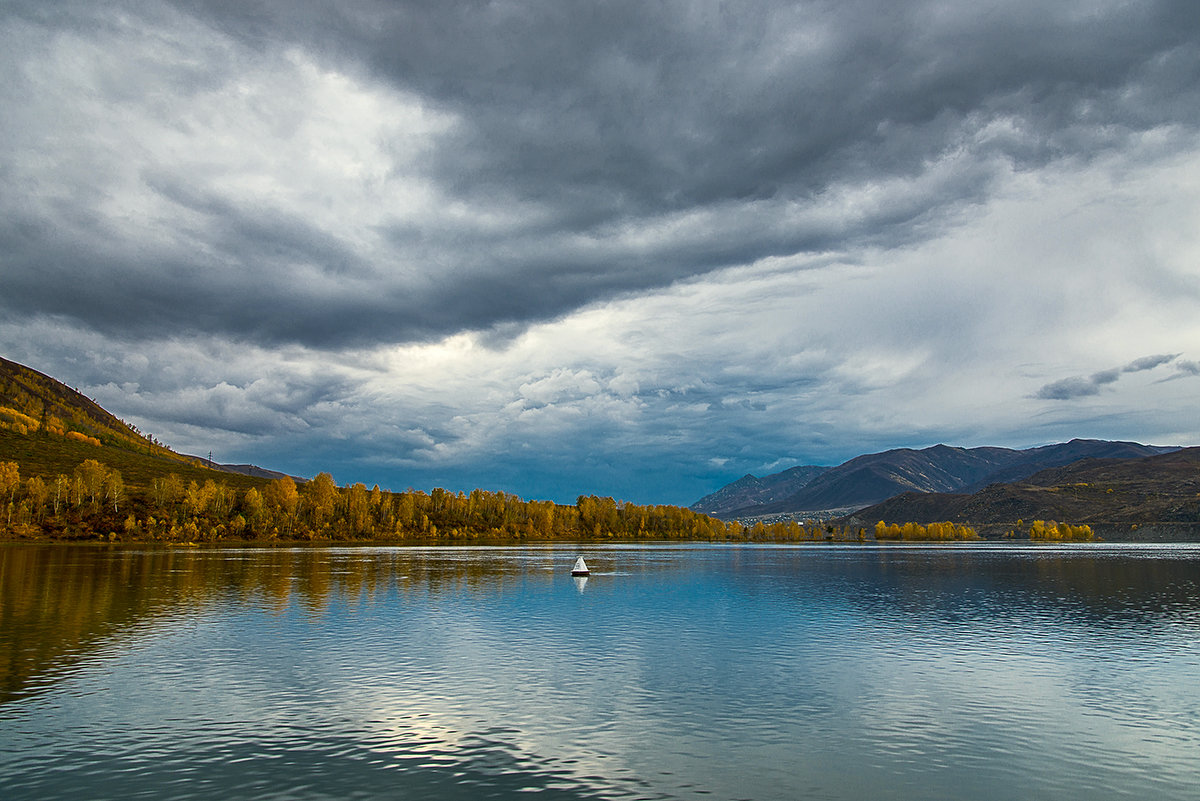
[74,459,108,509]
[0,461,18,527]
[305,473,338,526]
[263,476,298,513]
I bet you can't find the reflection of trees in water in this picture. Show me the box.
[1023,550,1200,625]
[0,545,201,703]
[712,546,1200,633]
[0,545,569,703]
[3,545,1198,704]
[849,547,1200,626]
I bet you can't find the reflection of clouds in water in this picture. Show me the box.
[829,556,1200,793]
[57,580,633,797]
[339,615,661,797]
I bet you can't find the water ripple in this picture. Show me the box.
[3,544,1200,800]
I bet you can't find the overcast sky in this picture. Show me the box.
[3,0,1200,505]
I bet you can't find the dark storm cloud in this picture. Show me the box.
[4,0,1200,506]
[188,0,1200,199]
[457,2,1184,199]
[2,0,1199,348]
[1035,354,1180,400]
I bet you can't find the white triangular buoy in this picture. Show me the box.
[571,556,590,576]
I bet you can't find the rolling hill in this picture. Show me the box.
[845,447,1200,539]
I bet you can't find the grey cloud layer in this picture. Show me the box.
[3,0,1199,348]
[4,1,1200,504]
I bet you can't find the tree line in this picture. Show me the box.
[0,458,754,543]
[873,520,980,541]
[1,458,1102,544]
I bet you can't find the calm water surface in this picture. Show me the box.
[2,543,1199,800]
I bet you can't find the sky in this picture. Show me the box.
[2,0,1200,506]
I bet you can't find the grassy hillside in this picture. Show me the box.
[0,356,265,493]
[2,357,175,453]
[0,428,266,494]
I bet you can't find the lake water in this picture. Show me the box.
[2,543,1199,800]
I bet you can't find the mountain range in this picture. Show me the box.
[693,440,1178,518]
[845,447,1200,539]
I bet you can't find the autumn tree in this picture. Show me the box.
[305,472,338,526]
[1029,519,1094,541]
[151,474,184,511]
[183,480,216,517]
[52,475,69,515]
[346,482,370,535]
[74,459,108,510]
[26,476,48,523]
[209,481,234,518]
[263,476,300,533]
[242,487,264,532]
[0,461,18,526]
[103,470,125,513]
